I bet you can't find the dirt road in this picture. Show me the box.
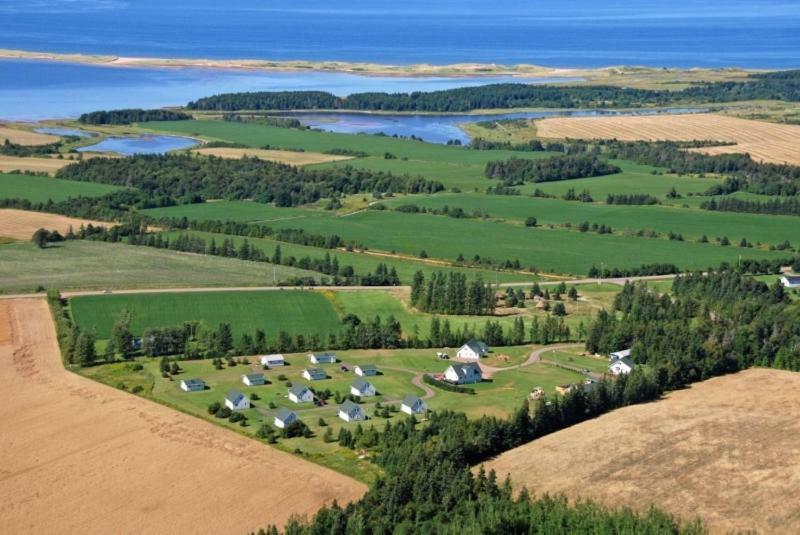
[0,299,365,534]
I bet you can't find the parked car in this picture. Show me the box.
[340,365,349,372]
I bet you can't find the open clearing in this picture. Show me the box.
[484,368,800,534]
[0,172,121,202]
[535,113,800,165]
[0,125,58,145]
[0,155,73,175]
[193,146,352,166]
[0,208,107,239]
[0,299,364,533]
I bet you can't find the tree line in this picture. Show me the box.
[410,271,495,315]
[56,153,444,206]
[77,108,193,125]
[484,154,621,184]
[701,196,800,216]
[189,69,800,113]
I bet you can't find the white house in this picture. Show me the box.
[354,364,379,377]
[780,275,800,288]
[456,339,489,360]
[224,389,250,410]
[609,348,631,361]
[609,356,634,375]
[302,368,327,381]
[180,378,206,392]
[338,400,366,422]
[274,408,298,429]
[242,373,266,386]
[401,394,427,415]
[309,352,336,364]
[260,354,285,368]
[350,378,376,397]
[288,384,314,404]
[444,362,483,385]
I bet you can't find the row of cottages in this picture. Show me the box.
[180,378,206,392]
[225,389,251,411]
[289,384,314,404]
[242,373,266,386]
[302,367,327,381]
[354,364,378,377]
[260,354,285,368]
[338,400,366,422]
[609,348,634,375]
[456,339,490,360]
[309,352,337,365]
[444,362,483,385]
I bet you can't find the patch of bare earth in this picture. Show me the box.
[0,299,365,534]
[484,368,800,534]
[535,113,800,165]
[193,147,352,166]
[0,125,59,146]
[0,209,109,239]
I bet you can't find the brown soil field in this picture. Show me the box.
[484,368,800,534]
[0,155,72,175]
[0,209,109,239]
[193,147,352,166]
[0,125,59,146]
[0,298,365,533]
[535,113,800,165]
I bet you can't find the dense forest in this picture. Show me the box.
[410,271,495,315]
[484,155,620,183]
[55,153,443,206]
[701,196,800,216]
[77,108,193,125]
[188,69,800,113]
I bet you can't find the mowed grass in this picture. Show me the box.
[263,210,786,275]
[381,192,800,245]
[158,229,537,284]
[142,201,323,224]
[71,290,342,340]
[0,240,320,294]
[0,172,121,202]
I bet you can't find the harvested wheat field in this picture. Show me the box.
[0,125,59,146]
[193,147,352,166]
[536,113,800,165]
[0,299,365,534]
[0,155,72,175]
[484,368,800,534]
[0,209,109,239]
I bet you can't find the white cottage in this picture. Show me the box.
[180,378,206,392]
[274,408,298,429]
[288,384,314,404]
[224,389,250,410]
[260,354,285,368]
[309,352,337,364]
[444,362,483,385]
[350,378,376,398]
[242,373,266,386]
[456,339,489,360]
[354,364,379,377]
[609,356,634,375]
[401,394,427,415]
[338,400,366,422]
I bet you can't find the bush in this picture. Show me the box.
[131,385,143,394]
[215,406,232,419]
[229,412,246,423]
[207,402,221,415]
[422,374,476,394]
[525,216,537,227]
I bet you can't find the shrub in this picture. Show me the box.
[207,402,221,415]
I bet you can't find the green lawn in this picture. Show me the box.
[261,210,786,276]
[380,191,800,246]
[539,348,610,374]
[0,172,121,202]
[142,201,323,224]
[0,240,321,294]
[71,290,342,339]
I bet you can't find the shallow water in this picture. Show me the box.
[288,108,706,144]
[77,135,198,156]
[34,127,96,138]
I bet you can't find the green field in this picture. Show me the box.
[0,240,320,294]
[71,290,342,339]
[142,200,323,223]
[158,229,537,284]
[381,192,800,246]
[0,172,121,202]
[260,210,785,275]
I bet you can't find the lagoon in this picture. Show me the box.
[77,135,198,156]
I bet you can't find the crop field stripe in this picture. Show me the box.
[0,172,121,202]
